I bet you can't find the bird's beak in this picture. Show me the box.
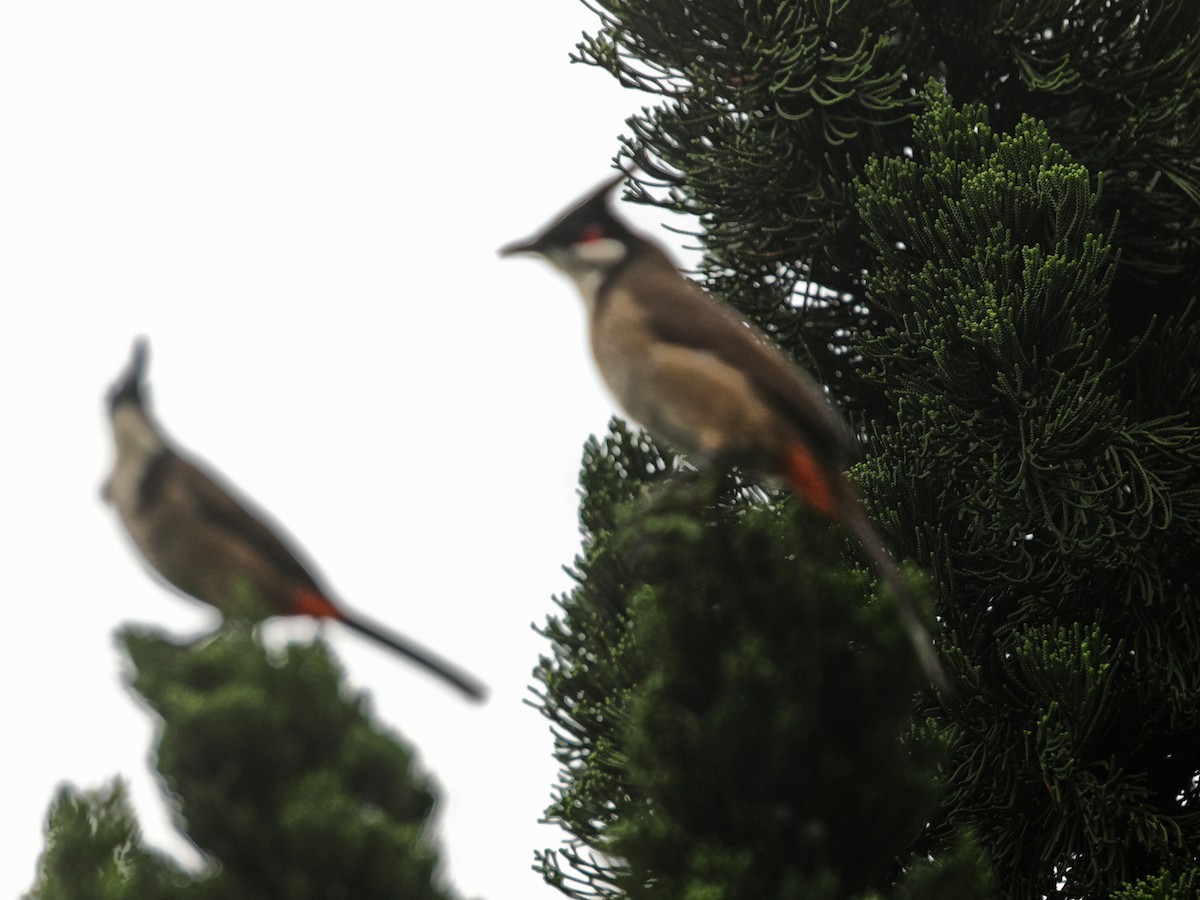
[498,234,541,257]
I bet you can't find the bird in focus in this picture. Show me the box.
[500,170,948,694]
[102,339,487,702]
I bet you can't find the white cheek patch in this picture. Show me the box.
[544,238,629,310]
[573,237,628,266]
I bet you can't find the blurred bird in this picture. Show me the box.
[102,339,486,702]
[500,171,948,694]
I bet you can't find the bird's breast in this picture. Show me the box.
[587,284,791,466]
[589,285,657,407]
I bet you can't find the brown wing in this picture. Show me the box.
[140,448,326,593]
[616,246,857,467]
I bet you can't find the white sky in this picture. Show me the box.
[0,4,687,898]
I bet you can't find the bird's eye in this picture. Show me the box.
[580,224,606,243]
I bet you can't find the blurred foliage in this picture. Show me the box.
[25,780,198,900]
[26,627,454,900]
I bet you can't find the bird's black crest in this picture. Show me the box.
[108,337,150,412]
[500,169,633,256]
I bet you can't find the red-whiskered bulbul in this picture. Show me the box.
[102,339,486,702]
[500,171,949,694]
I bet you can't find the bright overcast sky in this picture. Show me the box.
[0,4,685,898]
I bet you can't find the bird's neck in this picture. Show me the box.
[549,239,636,314]
[569,267,616,315]
[112,404,165,462]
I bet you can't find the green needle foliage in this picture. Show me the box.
[27,627,455,900]
[535,2,1200,898]
[856,86,1200,899]
[534,424,985,898]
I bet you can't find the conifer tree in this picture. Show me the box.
[535,2,1200,898]
[26,626,456,900]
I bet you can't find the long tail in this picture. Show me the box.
[296,590,487,702]
[839,504,951,696]
[782,444,951,695]
[341,614,489,702]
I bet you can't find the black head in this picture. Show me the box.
[107,337,150,414]
[499,169,636,259]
